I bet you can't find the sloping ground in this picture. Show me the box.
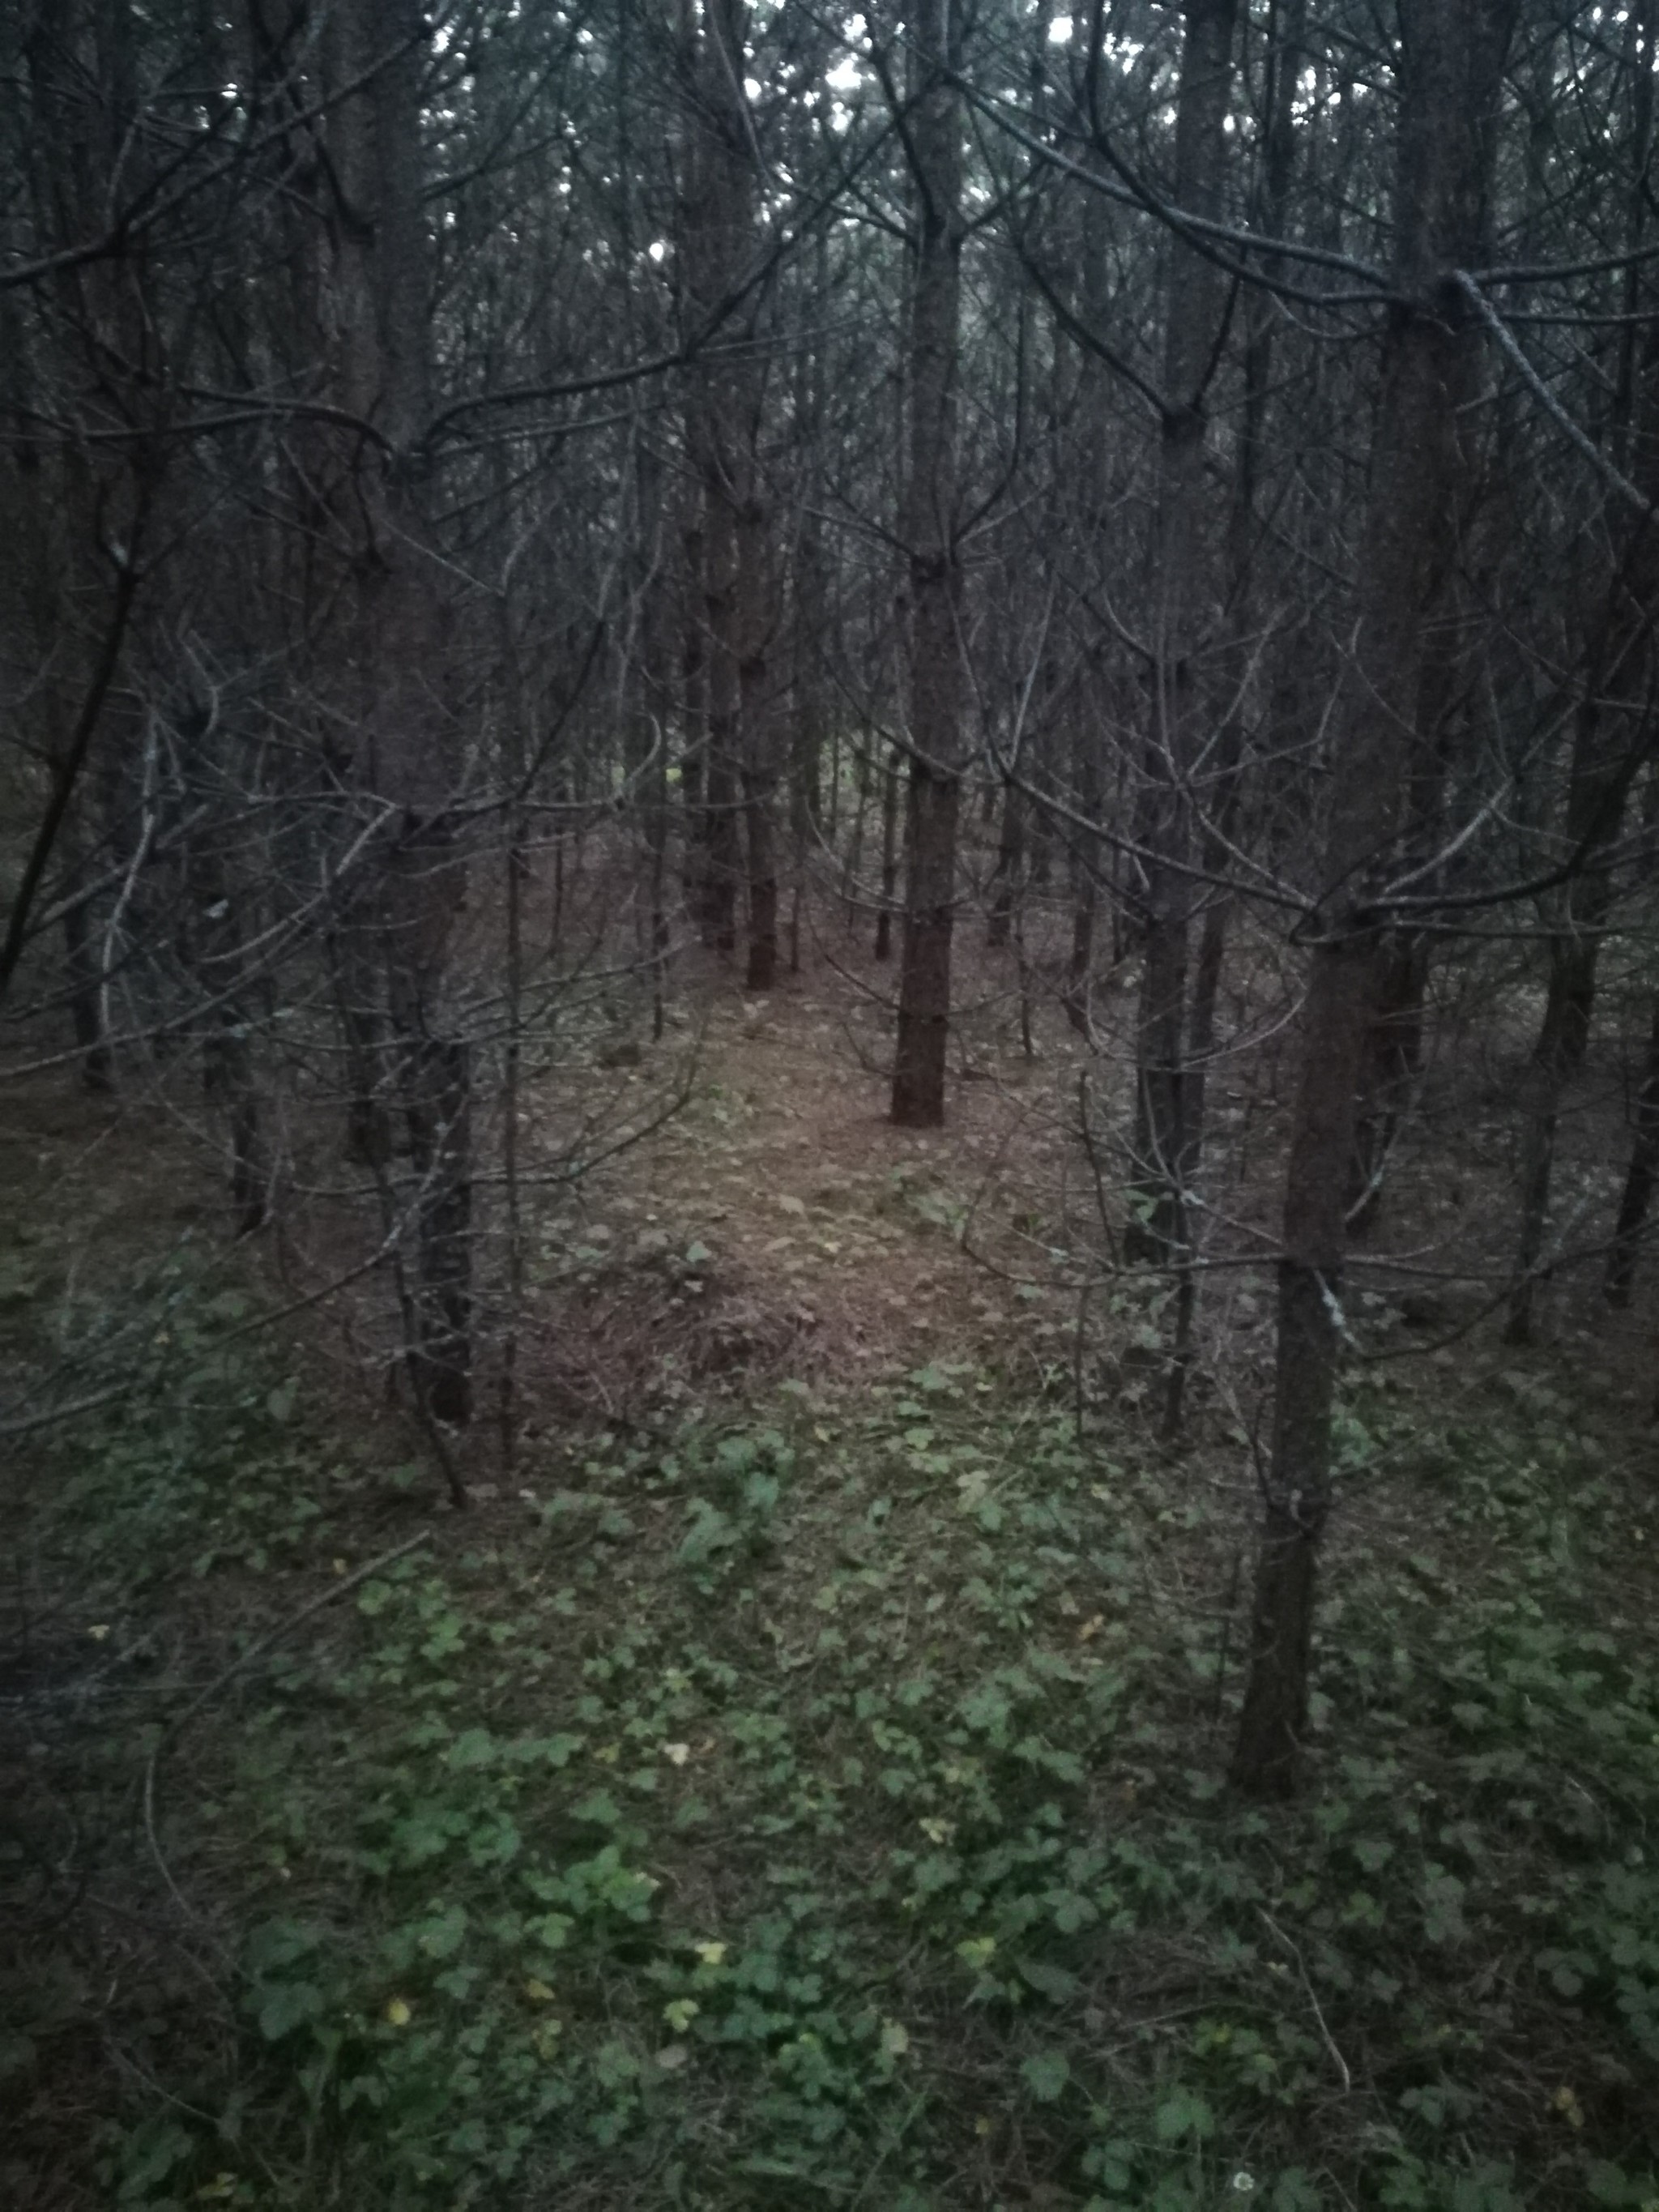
[508,912,1659,1456]
[5,928,1659,2210]
[5,1293,1659,2210]
[515,963,1097,1420]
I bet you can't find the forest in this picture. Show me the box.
[4,0,1659,2205]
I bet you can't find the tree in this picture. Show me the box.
[324,0,474,1430]
[1230,0,1521,1798]
[889,0,966,1129]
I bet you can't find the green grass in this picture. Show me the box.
[5,1270,1659,2209]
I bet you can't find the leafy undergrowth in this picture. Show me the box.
[6,1271,1659,2210]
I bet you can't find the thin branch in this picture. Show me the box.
[1456,271,1657,522]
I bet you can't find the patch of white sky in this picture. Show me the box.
[1038,18,1153,79]
[825,4,864,101]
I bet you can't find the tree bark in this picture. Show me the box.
[891,0,965,1129]
[1607,998,1659,1308]
[680,0,776,981]
[702,489,744,954]
[1231,0,1519,1797]
[330,0,472,1428]
[1124,0,1237,1262]
[987,785,1024,950]
[1506,589,1659,1341]
[875,747,901,961]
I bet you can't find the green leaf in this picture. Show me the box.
[0,2032,37,2082]
[390,1805,463,1864]
[116,2119,194,2198]
[416,1902,468,1958]
[1154,2089,1214,2142]
[1421,1867,1468,1945]
[446,1727,497,1770]
[960,1683,1013,1737]
[244,1917,321,1974]
[1586,2166,1639,2208]
[1017,1957,1079,2002]
[1020,2050,1070,2102]
[571,1790,621,1828]
[257,1979,324,2041]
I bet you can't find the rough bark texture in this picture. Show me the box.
[1607,998,1659,1307]
[1064,148,1115,1041]
[1349,580,1465,1228]
[680,0,777,984]
[987,787,1024,950]
[331,0,472,1428]
[1125,0,1237,1260]
[1230,0,1519,1798]
[701,489,744,953]
[891,0,965,1129]
[1188,0,1299,1170]
[1064,707,1102,1036]
[875,749,900,962]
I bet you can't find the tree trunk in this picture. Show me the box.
[1348,929,1431,1232]
[893,764,961,1122]
[1184,0,1301,1188]
[891,0,965,1129]
[875,748,901,960]
[1504,648,1657,1343]
[62,856,113,1091]
[789,497,826,913]
[738,502,778,991]
[1064,704,1101,1036]
[744,764,779,990]
[1505,925,1606,1343]
[680,0,774,979]
[702,492,743,953]
[679,506,709,920]
[1125,0,1237,1261]
[987,784,1023,950]
[331,0,472,1430]
[1230,0,1519,1797]
[189,828,267,1236]
[1607,998,1659,1307]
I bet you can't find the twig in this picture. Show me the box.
[1256,1906,1351,2095]
[1456,271,1657,523]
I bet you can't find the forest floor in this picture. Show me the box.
[4,916,1659,2212]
